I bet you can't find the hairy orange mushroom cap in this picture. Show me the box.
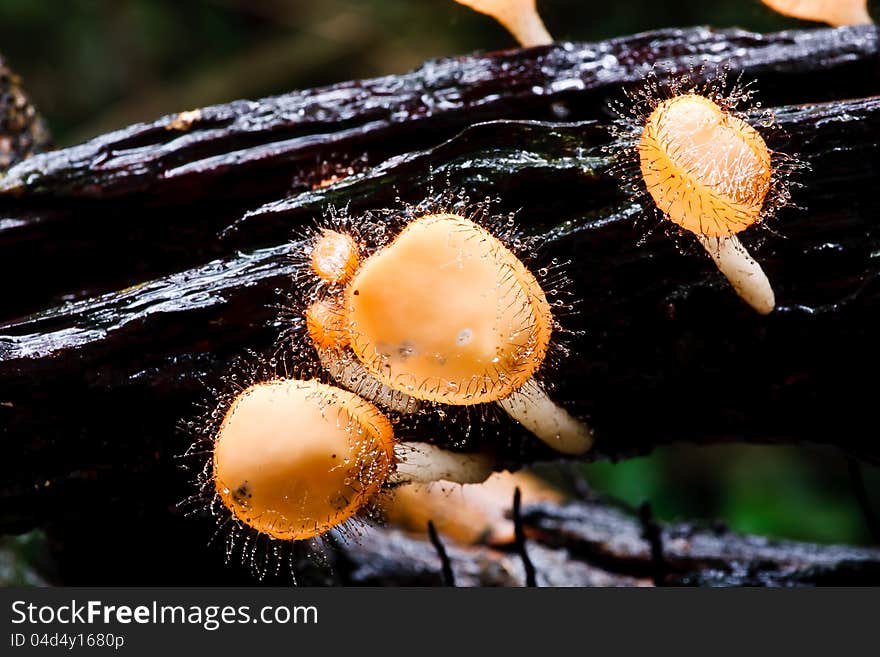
[213,379,395,541]
[638,93,776,315]
[345,213,553,405]
[454,0,552,47]
[761,0,872,26]
[311,229,360,285]
[639,94,772,238]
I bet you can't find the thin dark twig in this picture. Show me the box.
[638,501,667,587]
[847,457,880,544]
[426,520,456,587]
[513,487,537,587]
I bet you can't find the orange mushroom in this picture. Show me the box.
[213,378,396,541]
[454,0,553,47]
[338,213,592,455]
[761,0,872,26]
[212,377,487,543]
[639,93,776,314]
[346,213,552,405]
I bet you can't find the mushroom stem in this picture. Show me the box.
[497,378,593,455]
[696,234,775,315]
[498,4,553,47]
[392,442,494,485]
[316,346,420,414]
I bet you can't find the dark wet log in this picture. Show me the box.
[337,498,880,586]
[0,25,876,318]
[42,494,880,587]
[4,26,875,200]
[3,94,880,537]
[0,27,878,586]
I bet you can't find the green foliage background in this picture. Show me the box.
[0,1,877,581]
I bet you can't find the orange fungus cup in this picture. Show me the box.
[638,94,776,315]
[346,213,552,406]
[213,379,395,541]
[342,213,592,455]
[640,94,771,238]
[305,298,349,351]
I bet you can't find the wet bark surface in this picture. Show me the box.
[0,25,878,585]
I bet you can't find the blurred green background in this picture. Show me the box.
[0,0,877,583]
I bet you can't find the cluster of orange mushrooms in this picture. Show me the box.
[213,213,591,541]
[209,0,874,547]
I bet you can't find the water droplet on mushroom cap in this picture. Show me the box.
[639,94,772,238]
[345,214,552,405]
[213,379,395,540]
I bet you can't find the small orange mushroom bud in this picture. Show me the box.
[454,0,553,47]
[310,229,359,285]
[213,379,395,541]
[639,93,776,314]
[305,298,349,351]
[761,0,872,26]
[344,213,592,455]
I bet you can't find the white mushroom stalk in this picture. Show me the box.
[638,94,779,314]
[497,378,594,455]
[392,442,494,485]
[697,235,775,316]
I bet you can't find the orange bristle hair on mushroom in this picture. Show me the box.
[761,0,873,26]
[454,0,553,47]
[609,71,801,315]
[294,198,593,460]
